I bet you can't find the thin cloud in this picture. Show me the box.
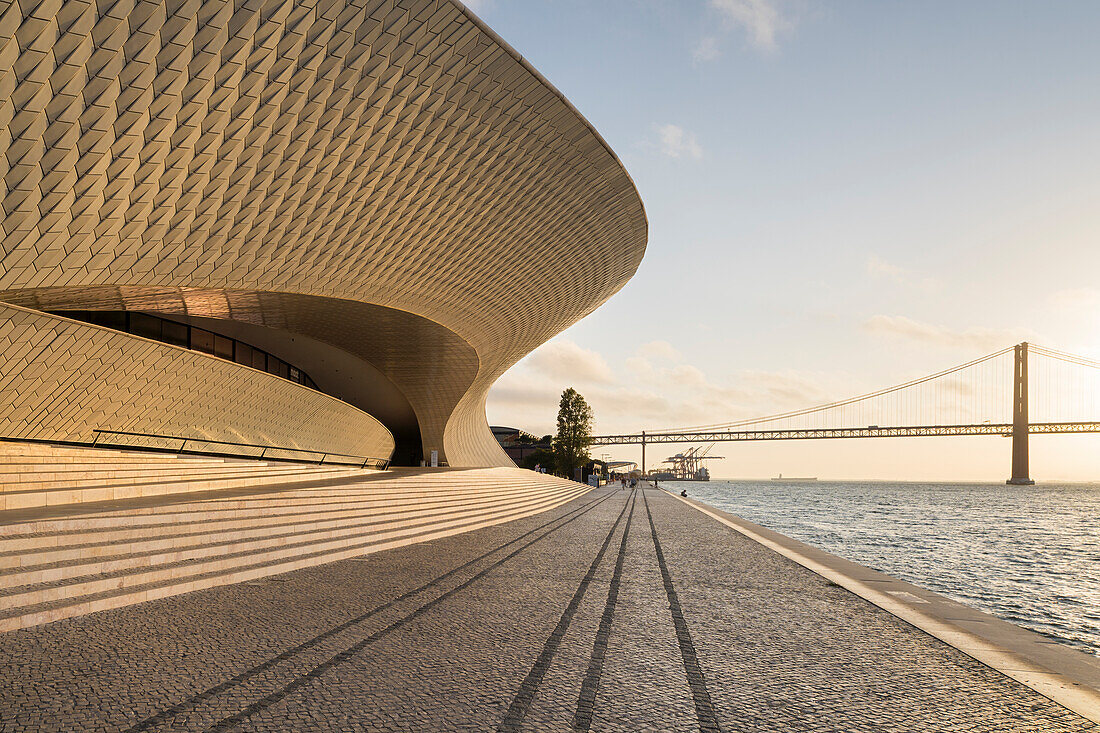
[1049,288,1100,312]
[692,36,721,64]
[522,339,615,385]
[488,339,849,437]
[865,254,906,281]
[863,315,1031,353]
[711,0,792,51]
[865,255,938,291]
[656,124,703,160]
[637,340,683,362]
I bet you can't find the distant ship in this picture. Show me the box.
[772,473,817,481]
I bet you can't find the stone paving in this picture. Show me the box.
[0,486,1095,732]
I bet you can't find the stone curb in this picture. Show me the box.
[665,490,1100,724]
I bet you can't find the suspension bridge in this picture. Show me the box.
[590,343,1100,484]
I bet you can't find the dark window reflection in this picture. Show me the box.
[162,320,188,348]
[191,328,214,354]
[48,310,319,392]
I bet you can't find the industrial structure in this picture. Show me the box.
[651,445,723,481]
[594,343,1100,483]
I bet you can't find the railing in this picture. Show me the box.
[91,429,389,469]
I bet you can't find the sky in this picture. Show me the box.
[476,0,1100,481]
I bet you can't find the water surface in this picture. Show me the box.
[670,480,1100,657]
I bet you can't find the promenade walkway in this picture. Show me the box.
[0,486,1095,732]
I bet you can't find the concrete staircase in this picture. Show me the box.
[0,442,374,510]
[0,443,591,632]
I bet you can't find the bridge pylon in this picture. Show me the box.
[1007,342,1036,485]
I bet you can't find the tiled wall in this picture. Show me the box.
[0,0,647,466]
[0,304,394,461]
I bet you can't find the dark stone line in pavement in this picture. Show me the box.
[643,490,722,733]
[205,490,618,732]
[498,490,635,732]
[573,489,637,731]
[123,490,615,732]
[645,488,1097,732]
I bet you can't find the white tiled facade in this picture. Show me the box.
[0,0,647,465]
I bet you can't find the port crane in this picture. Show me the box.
[657,444,723,481]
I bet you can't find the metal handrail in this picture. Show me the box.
[91,429,388,469]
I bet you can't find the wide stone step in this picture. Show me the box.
[0,486,576,584]
[0,444,234,461]
[0,466,372,510]
[0,459,241,475]
[0,456,238,469]
[0,485,590,631]
[0,484,567,553]
[0,479,559,539]
[0,484,567,570]
[0,463,305,488]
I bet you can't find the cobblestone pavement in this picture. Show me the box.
[0,487,1095,732]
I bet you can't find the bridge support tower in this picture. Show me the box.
[1007,342,1035,485]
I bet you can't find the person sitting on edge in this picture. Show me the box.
[680,489,688,497]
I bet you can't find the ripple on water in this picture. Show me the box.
[676,480,1100,657]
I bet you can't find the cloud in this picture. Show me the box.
[522,340,615,385]
[863,315,1031,353]
[865,254,906,281]
[692,36,721,64]
[488,335,849,438]
[1049,288,1100,312]
[711,0,792,51]
[636,340,683,362]
[865,255,938,290]
[655,124,703,160]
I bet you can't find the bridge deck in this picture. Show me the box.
[0,486,1096,731]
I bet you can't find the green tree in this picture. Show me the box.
[553,388,593,480]
[520,448,555,473]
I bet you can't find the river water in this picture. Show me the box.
[666,480,1100,657]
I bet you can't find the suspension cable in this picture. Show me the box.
[650,346,1015,433]
[1030,344,1100,370]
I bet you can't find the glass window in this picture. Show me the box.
[214,334,233,360]
[50,310,319,392]
[104,311,129,332]
[130,313,161,341]
[269,358,289,379]
[161,320,188,348]
[84,311,128,331]
[191,328,214,354]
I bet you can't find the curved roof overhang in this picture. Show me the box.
[0,0,647,466]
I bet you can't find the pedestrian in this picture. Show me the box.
[680,489,688,497]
